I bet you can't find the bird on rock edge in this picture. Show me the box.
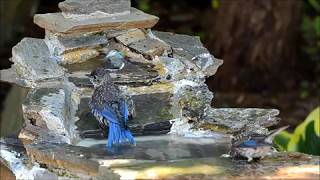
[228,126,289,162]
[89,73,135,148]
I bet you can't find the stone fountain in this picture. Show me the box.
[0,0,319,179]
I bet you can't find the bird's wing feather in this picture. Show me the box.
[101,106,121,125]
[119,100,129,124]
[240,140,258,148]
[264,125,289,144]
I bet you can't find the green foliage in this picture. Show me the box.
[273,131,292,151]
[302,0,320,62]
[211,0,220,9]
[274,107,320,155]
[299,80,311,98]
[137,0,151,12]
[308,0,320,12]
[315,16,320,36]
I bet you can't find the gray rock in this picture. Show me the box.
[22,86,77,144]
[66,81,174,139]
[59,0,131,16]
[0,68,27,87]
[34,8,159,34]
[115,29,146,46]
[0,144,58,180]
[128,38,171,59]
[11,38,64,84]
[22,133,320,179]
[172,81,213,121]
[152,31,223,77]
[158,57,186,81]
[62,55,160,88]
[45,31,108,56]
[25,135,229,176]
[201,108,280,134]
[61,49,100,65]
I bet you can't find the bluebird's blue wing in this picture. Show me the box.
[119,100,135,144]
[120,100,129,123]
[101,106,121,125]
[100,102,135,148]
[240,140,258,148]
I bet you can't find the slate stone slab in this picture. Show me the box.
[201,108,280,134]
[115,29,146,46]
[11,38,64,83]
[25,135,229,176]
[128,38,171,59]
[61,49,100,65]
[0,68,27,87]
[34,8,159,34]
[23,134,320,179]
[158,57,186,81]
[59,0,131,16]
[64,56,161,86]
[152,31,223,77]
[45,31,108,56]
[22,86,76,143]
[73,85,174,138]
[174,84,213,121]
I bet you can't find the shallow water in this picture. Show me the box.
[77,135,230,161]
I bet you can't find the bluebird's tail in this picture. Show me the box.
[107,122,135,148]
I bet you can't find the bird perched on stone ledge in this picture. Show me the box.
[89,73,135,148]
[102,50,127,71]
[226,126,289,162]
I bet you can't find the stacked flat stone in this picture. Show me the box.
[0,1,284,178]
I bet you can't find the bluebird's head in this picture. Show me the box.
[101,73,112,84]
[90,67,112,86]
[106,50,125,60]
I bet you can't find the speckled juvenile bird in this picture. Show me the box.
[89,73,135,148]
[229,126,289,162]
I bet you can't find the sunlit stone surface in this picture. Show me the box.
[152,30,224,77]
[10,38,64,85]
[34,8,159,34]
[59,0,131,17]
[45,31,108,57]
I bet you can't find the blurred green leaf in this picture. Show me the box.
[315,16,320,37]
[308,0,320,12]
[301,16,313,38]
[196,32,206,40]
[274,107,320,155]
[211,0,220,9]
[273,131,292,151]
[288,107,320,155]
[299,81,310,98]
[138,0,151,12]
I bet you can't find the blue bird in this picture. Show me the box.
[89,73,135,148]
[230,126,289,162]
[103,50,126,71]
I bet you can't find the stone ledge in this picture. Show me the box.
[21,134,320,179]
[10,38,65,84]
[34,8,159,34]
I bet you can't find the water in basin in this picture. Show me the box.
[77,135,230,161]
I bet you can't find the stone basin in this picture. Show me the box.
[1,134,318,179]
[1,2,319,178]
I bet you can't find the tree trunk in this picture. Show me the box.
[208,0,303,92]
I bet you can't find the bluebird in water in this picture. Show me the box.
[229,126,289,162]
[89,73,135,148]
[103,50,126,71]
